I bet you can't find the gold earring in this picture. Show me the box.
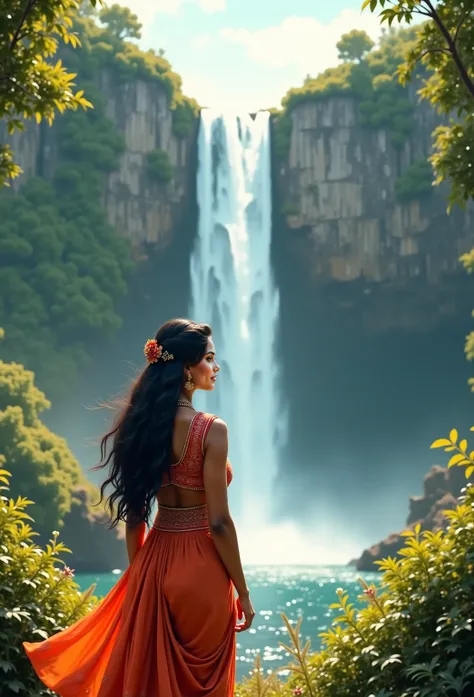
[185,372,194,391]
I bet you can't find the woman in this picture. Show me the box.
[24,318,255,697]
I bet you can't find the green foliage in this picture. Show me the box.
[395,158,434,203]
[147,149,174,184]
[0,0,97,187]
[1,5,200,391]
[431,117,474,210]
[172,96,200,138]
[363,0,474,210]
[0,359,95,536]
[235,655,285,697]
[0,15,155,391]
[0,465,97,696]
[237,427,474,697]
[275,27,418,159]
[460,245,474,393]
[73,13,199,133]
[0,167,133,391]
[337,29,375,62]
[98,3,141,40]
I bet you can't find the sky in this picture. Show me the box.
[118,0,384,112]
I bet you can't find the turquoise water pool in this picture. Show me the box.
[76,564,378,681]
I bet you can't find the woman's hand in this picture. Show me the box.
[235,593,255,632]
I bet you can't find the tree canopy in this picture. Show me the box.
[0,0,98,188]
[336,29,375,62]
[0,167,133,393]
[0,355,94,536]
[99,3,142,41]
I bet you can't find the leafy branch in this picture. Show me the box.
[362,0,474,100]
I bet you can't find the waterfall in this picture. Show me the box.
[190,110,285,528]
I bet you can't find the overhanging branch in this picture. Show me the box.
[453,11,470,44]
[423,0,474,100]
[415,47,451,63]
[9,0,40,53]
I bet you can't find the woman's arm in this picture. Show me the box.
[125,511,146,565]
[203,419,255,632]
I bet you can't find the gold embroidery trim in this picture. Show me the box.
[153,505,209,532]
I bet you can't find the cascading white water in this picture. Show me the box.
[190,110,285,528]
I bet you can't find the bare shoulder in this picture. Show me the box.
[205,417,228,450]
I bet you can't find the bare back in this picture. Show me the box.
[157,407,207,508]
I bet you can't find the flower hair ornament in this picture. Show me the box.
[144,339,174,364]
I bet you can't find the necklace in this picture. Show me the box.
[177,397,195,410]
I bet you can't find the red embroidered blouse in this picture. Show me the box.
[161,412,233,490]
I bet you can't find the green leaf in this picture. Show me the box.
[381,654,402,670]
[0,660,14,673]
[32,629,50,641]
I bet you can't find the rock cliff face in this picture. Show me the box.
[99,71,195,248]
[10,81,474,302]
[354,465,468,572]
[274,92,474,331]
[278,94,473,284]
[5,69,196,250]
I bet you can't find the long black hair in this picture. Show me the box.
[94,318,212,528]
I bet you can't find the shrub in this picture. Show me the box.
[0,358,99,539]
[147,149,174,184]
[237,427,474,696]
[396,159,434,203]
[0,465,97,696]
[172,97,199,139]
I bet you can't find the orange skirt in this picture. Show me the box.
[23,505,237,697]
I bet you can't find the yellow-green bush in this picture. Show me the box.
[0,357,99,538]
[0,465,97,696]
[238,428,474,697]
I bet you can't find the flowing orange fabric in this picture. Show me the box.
[23,504,237,697]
